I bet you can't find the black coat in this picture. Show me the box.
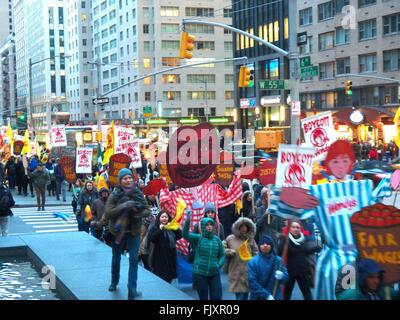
[0,186,15,217]
[148,226,182,282]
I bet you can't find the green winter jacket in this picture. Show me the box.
[183,217,225,277]
[338,287,399,300]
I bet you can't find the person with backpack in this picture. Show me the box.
[183,210,225,300]
[0,183,15,236]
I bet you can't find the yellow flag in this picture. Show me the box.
[6,124,13,145]
[164,198,187,231]
[102,121,114,165]
[21,130,30,155]
[235,199,242,216]
[35,139,41,158]
[237,239,252,262]
[84,204,93,222]
[97,175,108,190]
[394,106,400,125]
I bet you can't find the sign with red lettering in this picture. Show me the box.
[275,144,314,188]
[301,111,336,162]
[215,151,234,187]
[59,156,77,184]
[114,127,142,168]
[259,160,277,185]
[76,147,93,174]
[109,153,131,187]
[50,126,67,147]
[351,203,400,285]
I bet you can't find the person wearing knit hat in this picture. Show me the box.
[191,202,225,241]
[247,235,288,300]
[104,166,150,300]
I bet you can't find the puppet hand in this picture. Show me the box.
[280,187,319,209]
[267,295,275,300]
[275,270,283,280]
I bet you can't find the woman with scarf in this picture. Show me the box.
[240,191,255,222]
[278,220,321,300]
[223,217,258,300]
[147,211,182,283]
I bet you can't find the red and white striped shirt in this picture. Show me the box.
[159,174,242,254]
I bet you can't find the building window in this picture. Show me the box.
[143,77,151,85]
[111,68,118,77]
[187,74,215,83]
[225,91,233,99]
[185,24,214,34]
[188,108,205,117]
[161,23,180,34]
[161,40,180,50]
[383,49,400,72]
[143,58,151,68]
[223,9,232,18]
[163,91,181,101]
[162,57,180,67]
[318,1,334,21]
[145,92,151,101]
[383,13,400,35]
[358,0,376,8]
[160,6,179,17]
[335,27,350,45]
[359,19,376,40]
[161,74,181,84]
[196,41,215,50]
[143,24,149,34]
[336,57,351,74]
[143,41,151,52]
[187,92,216,100]
[360,87,379,105]
[185,7,214,17]
[299,7,312,26]
[103,70,109,79]
[335,0,349,13]
[359,53,377,73]
[319,61,335,79]
[319,32,334,51]
[299,36,313,55]
[225,74,234,84]
[111,97,118,105]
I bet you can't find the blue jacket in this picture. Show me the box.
[248,252,288,300]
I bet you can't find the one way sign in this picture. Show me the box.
[92,97,109,105]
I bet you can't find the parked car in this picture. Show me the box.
[353,160,396,187]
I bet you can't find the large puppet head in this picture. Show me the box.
[325,140,355,180]
[167,123,219,188]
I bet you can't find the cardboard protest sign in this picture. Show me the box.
[301,111,336,162]
[275,144,314,188]
[76,147,93,174]
[258,160,277,185]
[351,203,400,285]
[108,153,131,187]
[59,156,77,184]
[215,151,234,187]
[13,140,24,156]
[114,127,142,168]
[50,126,67,147]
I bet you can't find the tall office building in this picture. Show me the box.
[84,0,234,125]
[0,0,14,45]
[14,0,69,135]
[297,0,400,143]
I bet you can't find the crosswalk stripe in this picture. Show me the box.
[33,224,78,228]
[26,221,76,225]
[36,229,77,233]
[19,218,73,222]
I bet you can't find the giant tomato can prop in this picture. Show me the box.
[351,203,400,285]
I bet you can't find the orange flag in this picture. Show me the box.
[237,239,252,262]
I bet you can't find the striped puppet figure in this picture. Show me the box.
[268,140,392,300]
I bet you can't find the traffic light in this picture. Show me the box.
[16,111,26,123]
[179,31,195,59]
[238,66,254,87]
[345,80,353,96]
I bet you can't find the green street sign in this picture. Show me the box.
[300,56,311,68]
[259,79,287,90]
[143,106,152,114]
[300,65,319,79]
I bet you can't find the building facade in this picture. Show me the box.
[297,0,400,143]
[233,0,290,135]
[86,0,234,125]
[0,0,14,45]
[14,0,69,134]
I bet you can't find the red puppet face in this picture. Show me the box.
[167,123,219,188]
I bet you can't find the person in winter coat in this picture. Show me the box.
[76,181,98,233]
[30,164,50,211]
[90,187,109,240]
[0,183,15,236]
[240,191,255,221]
[147,211,182,283]
[248,235,288,300]
[223,217,258,300]
[54,159,66,201]
[218,202,236,239]
[338,259,400,300]
[192,202,225,240]
[4,156,17,190]
[104,168,150,300]
[278,220,321,300]
[15,157,28,196]
[183,211,225,300]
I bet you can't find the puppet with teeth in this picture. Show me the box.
[160,123,243,255]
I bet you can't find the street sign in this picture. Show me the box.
[143,106,153,117]
[291,101,301,115]
[92,97,109,105]
[240,98,257,108]
[300,65,319,79]
[259,80,288,90]
[297,32,308,46]
[300,56,311,68]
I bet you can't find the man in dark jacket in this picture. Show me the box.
[104,168,150,300]
[4,156,16,190]
[90,187,109,240]
[0,183,15,236]
[31,164,50,211]
[54,159,65,201]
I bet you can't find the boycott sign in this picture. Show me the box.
[76,147,93,174]
[50,126,67,147]
[301,111,336,161]
[259,160,277,185]
[59,156,77,184]
[114,127,142,168]
[109,153,131,187]
[275,144,314,188]
[351,203,400,285]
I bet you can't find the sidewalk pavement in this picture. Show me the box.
[10,189,73,208]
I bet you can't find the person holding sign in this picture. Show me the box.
[223,217,258,300]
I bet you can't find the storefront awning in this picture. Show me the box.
[332,107,394,126]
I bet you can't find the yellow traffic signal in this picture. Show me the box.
[179,31,195,59]
[238,66,253,87]
[345,80,353,96]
